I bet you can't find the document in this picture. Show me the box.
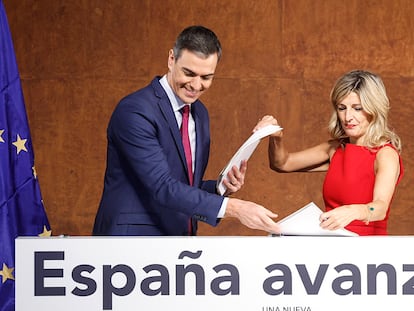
[275,202,358,236]
[217,124,283,195]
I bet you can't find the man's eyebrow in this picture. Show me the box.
[182,67,215,78]
[201,73,215,79]
[182,67,194,74]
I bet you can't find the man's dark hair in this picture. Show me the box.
[173,25,222,61]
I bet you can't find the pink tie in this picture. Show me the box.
[180,105,193,186]
[181,105,194,235]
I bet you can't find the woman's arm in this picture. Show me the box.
[254,115,336,173]
[268,137,334,172]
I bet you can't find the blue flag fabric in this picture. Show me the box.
[0,2,51,310]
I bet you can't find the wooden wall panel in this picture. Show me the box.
[281,0,414,78]
[3,0,413,236]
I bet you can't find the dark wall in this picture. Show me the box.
[3,0,413,236]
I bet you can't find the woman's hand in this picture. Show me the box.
[253,115,283,137]
[319,205,361,230]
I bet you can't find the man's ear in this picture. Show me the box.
[167,49,175,69]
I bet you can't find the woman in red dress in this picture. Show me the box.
[255,70,403,235]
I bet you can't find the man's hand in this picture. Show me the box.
[222,160,247,196]
[225,198,280,234]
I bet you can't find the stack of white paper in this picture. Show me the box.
[217,124,282,195]
[275,202,358,236]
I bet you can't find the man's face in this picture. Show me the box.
[167,49,218,104]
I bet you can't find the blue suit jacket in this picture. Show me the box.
[93,77,223,236]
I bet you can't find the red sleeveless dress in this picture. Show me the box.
[323,143,403,235]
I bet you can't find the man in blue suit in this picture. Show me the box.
[93,25,280,236]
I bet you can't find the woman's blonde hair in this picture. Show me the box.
[328,70,401,153]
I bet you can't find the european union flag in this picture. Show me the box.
[0,2,51,310]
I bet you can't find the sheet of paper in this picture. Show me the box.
[276,202,358,236]
[217,125,282,195]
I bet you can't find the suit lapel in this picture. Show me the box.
[153,79,189,179]
[192,102,208,184]
[152,78,207,186]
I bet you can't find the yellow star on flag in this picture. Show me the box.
[39,225,52,237]
[0,263,15,283]
[12,134,28,154]
[0,129,4,143]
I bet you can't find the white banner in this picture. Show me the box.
[16,236,414,311]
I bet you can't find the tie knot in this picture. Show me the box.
[181,105,190,116]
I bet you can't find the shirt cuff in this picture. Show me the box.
[217,197,228,218]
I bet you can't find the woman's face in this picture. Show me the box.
[336,92,370,145]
